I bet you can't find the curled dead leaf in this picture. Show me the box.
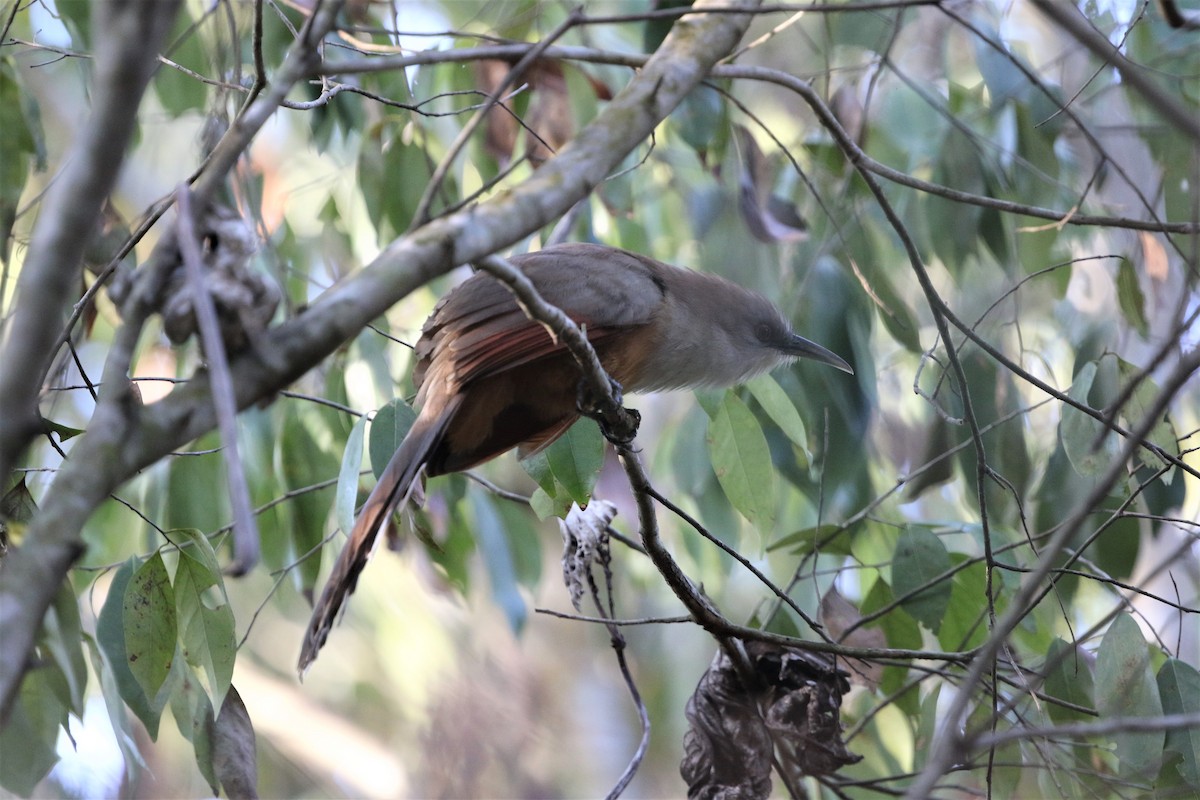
[681,641,860,798]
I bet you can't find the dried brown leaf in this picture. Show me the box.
[681,642,860,799]
[820,585,885,689]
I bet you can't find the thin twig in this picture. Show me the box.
[410,8,586,227]
[1030,0,1200,144]
[535,608,691,625]
[175,187,260,575]
[975,712,1200,751]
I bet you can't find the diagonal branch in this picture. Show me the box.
[904,345,1200,799]
[0,0,762,723]
[1030,0,1200,145]
[0,0,183,484]
[0,0,344,722]
[410,7,585,228]
[330,44,1200,237]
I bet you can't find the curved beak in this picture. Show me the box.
[783,333,854,374]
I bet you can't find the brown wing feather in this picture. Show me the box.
[451,323,623,386]
[414,244,668,394]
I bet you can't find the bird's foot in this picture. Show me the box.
[576,374,622,415]
[577,376,640,445]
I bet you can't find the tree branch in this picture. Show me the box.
[0,0,764,724]
[1030,0,1200,145]
[0,0,182,484]
[905,346,1200,799]
[973,712,1200,752]
[0,0,342,722]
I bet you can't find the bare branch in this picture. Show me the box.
[0,0,183,483]
[906,345,1200,799]
[0,0,344,721]
[410,8,584,227]
[973,712,1200,752]
[0,0,765,724]
[176,188,260,575]
[1031,0,1200,145]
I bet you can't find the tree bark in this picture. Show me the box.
[0,0,761,721]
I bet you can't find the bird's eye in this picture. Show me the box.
[754,321,773,342]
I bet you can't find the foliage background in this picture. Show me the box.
[1,0,1197,797]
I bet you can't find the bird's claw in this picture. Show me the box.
[577,377,640,445]
[601,407,641,445]
[576,375,622,415]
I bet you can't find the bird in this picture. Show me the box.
[298,242,852,673]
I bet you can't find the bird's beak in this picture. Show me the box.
[783,334,854,374]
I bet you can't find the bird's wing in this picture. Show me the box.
[415,244,668,392]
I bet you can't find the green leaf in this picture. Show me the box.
[527,485,568,520]
[1116,357,1179,469]
[172,530,236,709]
[174,527,223,577]
[520,419,603,516]
[745,373,812,466]
[828,6,905,51]
[368,398,417,481]
[166,432,228,534]
[861,577,922,718]
[1061,362,1119,478]
[1042,638,1096,723]
[927,129,985,269]
[471,493,526,633]
[278,407,340,592]
[97,558,163,738]
[521,452,562,518]
[542,419,604,507]
[974,31,1029,107]
[153,11,209,116]
[694,388,723,417]
[41,577,88,712]
[57,1,92,49]
[642,0,687,50]
[669,83,725,159]
[337,414,369,536]
[914,684,941,771]
[766,523,850,556]
[0,60,43,257]
[41,417,85,442]
[432,491,477,592]
[706,389,776,531]
[492,493,545,590]
[123,552,178,706]
[383,137,435,236]
[170,667,218,794]
[1157,659,1200,788]
[85,635,147,773]
[852,259,921,354]
[520,446,553,494]
[1115,258,1149,337]
[1095,613,1164,780]
[890,525,952,633]
[937,557,996,651]
[0,663,64,795]
[1,475,36,521]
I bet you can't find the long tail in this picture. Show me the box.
[297,399,459,675]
